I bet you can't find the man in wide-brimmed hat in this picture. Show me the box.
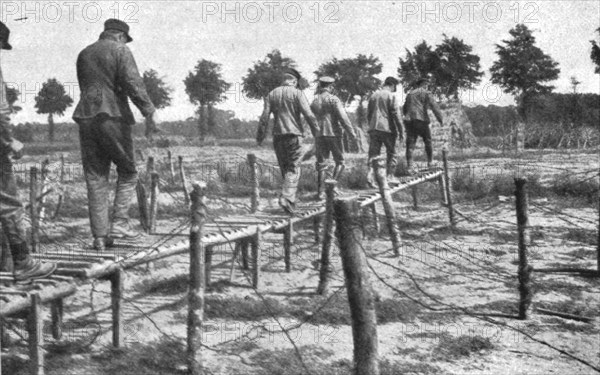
[0,21,57,282]
[403,76,444,174]
[73,19,159,251]
[256,68,320,215]
[311,76,357,200]
[366,76,405,186]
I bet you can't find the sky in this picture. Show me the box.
[1,0,599,124]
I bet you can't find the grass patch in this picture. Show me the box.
[564,228,598,246]
[432,333,496,361]
[550,172,599,204]
[451,166,544,200]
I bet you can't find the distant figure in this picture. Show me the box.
[0,21,56,282]
[366,76,404,186]
[73,19,159,251]
[256,68,320,215]
[403,77,444,173]
[311,76,357,200]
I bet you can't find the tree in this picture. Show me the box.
[398,41,440,93]
[315,54,382,134]
[591,27,600,74]
[242,49,298,100]
[435,34,483,100]
[570,76,581,94]
[398,37,483,100]
[184,60,231,140]
[5,86,22,113]
[490,24,560,119]
[34,78,73,142]
[142,69,173,109]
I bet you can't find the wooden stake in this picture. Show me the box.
[317,180,336,295]
[147,156,155,175]
[136,180,150,233]
[372,157,401,256]
[179,156,190,205]
[205,245,213,287]
[28,293,44,375]
[51,299,63,340]
[597,196,599,275]
[29,167,39,253]
[188,181,207,375]
[241,239,249,270]
[111,268,124,347]
[284,220,293,273]
[411,187,418,210]
[438,174,448,206]
[333,197,379,375]
[248,153,260,213]
[251,227,262,289]
[313,216,321,244]
[442,149,456,227]
[167,150,175,184]
[60,153,65,182]
[0,234,13,273]
[371,204,380,235]
[149,172,160,234]
[515,178,533,320]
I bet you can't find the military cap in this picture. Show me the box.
[104,18,133,43]
[384,76,400,86]
[283,68,302,81]
[0,21,13,50]
[318,76,335,84]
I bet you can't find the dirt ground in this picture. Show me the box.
[2,142,599,375]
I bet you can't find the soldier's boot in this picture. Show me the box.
[110,174,142,240]
[315,163,329,201]
[12,243,56,283]
[93,237,115,252]
[331,163,346,196]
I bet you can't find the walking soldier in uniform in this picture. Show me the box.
[0,21,57,281]
[366,76,404,186]
[73,19,159,251]
[403,76,444,174]
[256,68,320,215]
[311,76,357,200]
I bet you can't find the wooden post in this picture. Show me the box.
[248,153,260,213]
[241,240,249,270]
[149,172,160,234]
[438,174,448,206]
[284,220,293,273]
[313,216,321,244]
[515,178,533,320]
[188,181,207,375]
[136,180,150,233]
[51,299,63,340]
[111,268,124,347]
[167,150,176,184]
[60,153,65,182]
[597,197,599,275]
[333,197,379,375]
[146,156,155,175]
[411,187,418,210]
[28,293,44,375]
[179,156,190,205]
[370,204,380,236]
[372,157,401,256]
[251,227,262,289]
[0,234,13,272]
[317,180,336,295]
[205,245,213,288]
[29,167,39,253]
[442,149,456,227]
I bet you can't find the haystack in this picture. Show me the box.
[430,101,477,150]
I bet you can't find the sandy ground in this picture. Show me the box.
[2,145,599,375]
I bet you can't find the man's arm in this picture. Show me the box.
[256,97,271,144]
[390,95,404,139]
[298,91,319,137]
[116,45,156,118]
[333,97,356,139]
[427,93,444,125]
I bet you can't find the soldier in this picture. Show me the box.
[311,76,357,200]
[73,19,159,251]
[256,68,319,215]
[403,77,444,173]
[0,21,57,282]
[366,77,404,185]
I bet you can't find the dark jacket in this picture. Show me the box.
[403,87,443,124]
[0,65,13,154]
[259,82,319,137]
[73,32,155,125]
[311,90,356,138]
[367,89,403,136]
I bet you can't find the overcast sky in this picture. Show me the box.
[1,0,599,124]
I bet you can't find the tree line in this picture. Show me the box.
[6,24,600,143]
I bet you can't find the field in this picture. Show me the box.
[2,139,599,375]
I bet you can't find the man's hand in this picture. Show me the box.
[145,111,161,139]
[10,139,23,160]
[256,124,266,145]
